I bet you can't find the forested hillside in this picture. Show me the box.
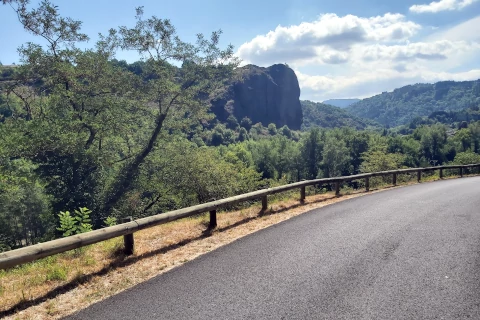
[347,80,480,127]
[301,100,380,130]
[1,1,480,254]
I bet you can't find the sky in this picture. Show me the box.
[1,0,480,101]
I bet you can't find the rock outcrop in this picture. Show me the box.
[211,64,303,130]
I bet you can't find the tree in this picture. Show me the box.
[2,1,240,223]
[226,114,239,130]
[240,117,252,130]
[267,123,277,135]
[321,136,351,178]
[238,127,249,142]
[0,158,54,250]
[454,128,472,152]
[101,7,239,217]
[451,151,480,165]
[300,128,323,179]
[279,125,292,138]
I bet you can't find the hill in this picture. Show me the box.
[322,98,360,108]
[346,80,480,127]
[301,100,380,130]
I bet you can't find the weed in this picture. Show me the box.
[82,254,96,266]
[46,265,68,282]
[46,301,59,316]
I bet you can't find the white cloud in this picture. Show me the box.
[409,0,478,13]
[236,12,480,101]
[237,13,421,66]
[297,68,480,101]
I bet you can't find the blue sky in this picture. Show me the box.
[1,0,480,101]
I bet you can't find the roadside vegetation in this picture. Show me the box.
[1,0,480,256]
[1,168,471,319]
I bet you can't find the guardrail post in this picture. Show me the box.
[460,167,463,177]
[262,196,268,211]
[335,181,340,196]
[121,217,134,255]
[300,186,306,203]
[365,177,370,192]
[209,209,217,229]
[439,168,443,179]
[208,198,217,229]
[392,173,397,186]
[417,170,422,182]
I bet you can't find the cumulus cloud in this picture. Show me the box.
[236,12,480,101]
[409,0,478,13]
[297,68,480,101]
[237,13,420,66]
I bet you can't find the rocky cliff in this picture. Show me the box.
[211,64,303,130]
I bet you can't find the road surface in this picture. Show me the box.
[67,177,480,319]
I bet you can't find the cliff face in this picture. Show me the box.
[211,64,303,130]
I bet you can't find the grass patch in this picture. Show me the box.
[46,266,68,282]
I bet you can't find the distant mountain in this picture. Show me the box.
[301,100,380,130]
[346,80,480,127]
[322,99,361,108]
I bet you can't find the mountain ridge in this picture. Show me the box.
[345,79,480,127]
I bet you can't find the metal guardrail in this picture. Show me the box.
[1,164,479,270]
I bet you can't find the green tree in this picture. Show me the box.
[2,1,240,223]
[240,117,252,131]
[321,136,351,178]
[300,128,323,179]
[267,123,277,135]
[226,115,239,130]
[0,158,54,250]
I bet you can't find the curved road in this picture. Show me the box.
[67,177,480,320]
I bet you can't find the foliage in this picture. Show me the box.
[1,0,480,254]
[0,158,54,250]
[302,100,380,130]
[103,216,117,227]
[57,207,93,237]
[451,151,480,165]
[347,81,480,126]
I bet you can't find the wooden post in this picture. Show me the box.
[417,170,421,182]
[208,198,217,229]
[460,167,463,177]
[262,196,268,211]
[121,217,134,255]
[209,209,217,229]
[300,186,306,203]
[335,181,340,196]
[365,177,370,192]
[392,173,397,186]
[439,168,443,179]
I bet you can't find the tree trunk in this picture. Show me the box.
[102,112,167,217]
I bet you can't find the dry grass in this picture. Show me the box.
[0,173,466,320]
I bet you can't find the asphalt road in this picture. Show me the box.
[67,177,480,320]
